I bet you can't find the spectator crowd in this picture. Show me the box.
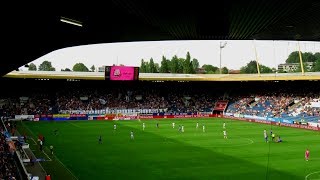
[0,125,18,180]
[0,81,319,122]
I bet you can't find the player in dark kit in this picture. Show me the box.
[54,129,58,136]
[98,135,102,144]
[156,123,159,128]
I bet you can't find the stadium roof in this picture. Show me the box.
[4,71,320,81]
[2,0,320,76]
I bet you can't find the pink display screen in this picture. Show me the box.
[110,66,135,80]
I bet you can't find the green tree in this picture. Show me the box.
[90,65,96,72]
[286,51,300,63]
[240,61,258,74]
[170,55,179,73]
[177,58,185,73]
[160,56,170,73]
[140,59,147,73]
[240,60,272,74]
[313,58,320,72]
[192,58,199,71]
[72,63,89,72]
[286,51,316,63]
[202,64,219,74]
[314,52,320,61]
[304,52,316,62]
[145,61,150,73]
[28,63,37,71]
[221,67,229,74]
[260,65,273,73]
[38,61,55,71]
[183,52,192,74]
[149,58,156,73]
[154,63,160,73]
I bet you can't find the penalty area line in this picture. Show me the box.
[306,171,320,180]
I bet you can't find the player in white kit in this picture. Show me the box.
[202,124,205,132]
[181,125,184,132]
[130,131,134,140]
[223,122,226,129]
[196,122,199,129]
[114,124,117,130]
[142,123,145,131]
[263,129,268,143]
[223,130,227,139]
[172,122,175,128]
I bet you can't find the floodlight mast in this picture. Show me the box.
[219,41,227,74]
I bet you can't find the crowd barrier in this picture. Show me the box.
[14,113,319,131]
[15,113,219,121]
[14,112,214,121]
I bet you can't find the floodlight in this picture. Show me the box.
[60,17,82,27]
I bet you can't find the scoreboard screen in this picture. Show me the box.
[105,66,139,81]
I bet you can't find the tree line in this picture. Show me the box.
[140,52,229,74]
[27,51,320,73]
[28,61,96,72]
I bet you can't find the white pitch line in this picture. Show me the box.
[306,171,320,180]
[42,151,52,161]
[30,138,38,145]
[20,122,48,175]
[67,121,81,128]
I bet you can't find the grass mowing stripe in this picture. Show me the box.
[115,120,301,179]
[19,119,320,180]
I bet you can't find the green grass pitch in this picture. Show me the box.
[17,118,320,180]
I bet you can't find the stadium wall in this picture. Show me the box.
[14,113,319,131]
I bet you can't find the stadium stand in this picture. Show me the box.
[0,121,19,180]
[0,78,319,124]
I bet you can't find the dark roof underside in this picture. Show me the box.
[2,0,320,76]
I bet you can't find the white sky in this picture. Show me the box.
[21,40,320,71]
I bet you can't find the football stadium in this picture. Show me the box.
[1,1,320,180]
[1,71,320,180]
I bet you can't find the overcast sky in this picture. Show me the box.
[21,40,320,71]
